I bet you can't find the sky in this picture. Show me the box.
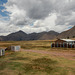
[0,0,75,35]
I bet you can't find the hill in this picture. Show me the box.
[57,26,75,39]
[0,30,59,41]
[0,26,75,41]
[37,31,59,40]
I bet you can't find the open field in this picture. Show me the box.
[0,41,75,75]
[0,40,75,50]
[0,40,53,50]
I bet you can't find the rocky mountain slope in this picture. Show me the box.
[57,26,75,39]
[0,30,59,41]
[0,26,75,41]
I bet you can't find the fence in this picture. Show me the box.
[51,43,75,48]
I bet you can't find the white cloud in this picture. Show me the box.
[0,0,75,35]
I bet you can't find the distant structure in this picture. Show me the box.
[51,39,75,48]
[0,48,5,56]
[55,39,75,44]
[11,46,21,51]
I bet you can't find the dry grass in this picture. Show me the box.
[0,40,75,75]
[0,50,75,75]
[0,40,74,50]
[0,40,52,50]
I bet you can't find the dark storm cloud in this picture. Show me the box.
[27,0,53,19]
[6,0,54,20]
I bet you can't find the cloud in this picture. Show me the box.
[0,0,75,35]
[7,0,54,19]
[5,0,75,24]
[55,0,75,25]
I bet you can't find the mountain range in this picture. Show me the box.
[57,26,75,39]
[0,26,75,41]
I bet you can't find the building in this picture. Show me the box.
[0,49,5,56]
[11,46,21,51]
[51,39,75,48]
[55,39,75,44]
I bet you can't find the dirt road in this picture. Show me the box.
[21,49,75,60]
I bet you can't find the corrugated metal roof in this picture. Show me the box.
[61,39,75,42]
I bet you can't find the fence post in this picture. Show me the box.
[60,43,61,48]
[71,44,72,48]
[1,50,2,56]
[67,43,68,48]
[74,43,75,48]
[54,43,55,48]
[51,43,52,48]
[63,43,64,48]
[57,43,58,48]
